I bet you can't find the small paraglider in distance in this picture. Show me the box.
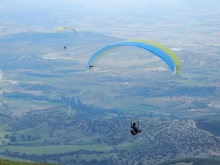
[130,121,141,135]
[53,26,78,34]
[53,27,78,49]
[89,65,94,69]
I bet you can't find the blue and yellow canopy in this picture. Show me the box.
[86,39,181,75]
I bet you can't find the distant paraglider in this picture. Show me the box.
[53,27,78,49]
[53,26,78,34]
[86,39,181,75]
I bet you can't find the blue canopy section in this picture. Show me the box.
[86,41,176,74]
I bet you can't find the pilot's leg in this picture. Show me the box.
[131,130,137,135]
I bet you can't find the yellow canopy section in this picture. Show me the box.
[126,39,181,75]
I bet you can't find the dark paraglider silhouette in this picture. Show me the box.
[130,121,141,135]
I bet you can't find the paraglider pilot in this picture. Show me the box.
[130,121,141,135]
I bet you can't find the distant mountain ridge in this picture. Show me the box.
[0,31,121,47]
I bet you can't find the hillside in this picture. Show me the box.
[157,158,220,165]
[0,158,55,165]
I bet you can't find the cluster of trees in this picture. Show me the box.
[20,134,41,141]
[61,96,121,119]
[4,134,16,142]
[131,85,218,98]
[158,158,220,165]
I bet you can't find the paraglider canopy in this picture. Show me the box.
[53,27,78,49]
[53,26,78,34]
[86,39,181,75]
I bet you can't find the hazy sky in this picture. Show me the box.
[1,0,220,40]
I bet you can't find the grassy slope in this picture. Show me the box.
[0,158,55,165]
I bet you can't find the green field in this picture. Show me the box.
[0,144,111,155]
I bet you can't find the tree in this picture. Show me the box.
[10,135,16,142]
[4,134,9,138]
[27,135,32,140]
